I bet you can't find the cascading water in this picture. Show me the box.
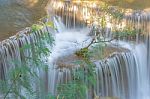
[48,16,92,95]
[110,41,150,99]
[1,0,150,99]
[134,44,149,99]
[53,16,66,33]
[125,11,150,99]
[47,40,149,99]
[94,52,137,99]
[0,23,54,98]
[47,1,150,99]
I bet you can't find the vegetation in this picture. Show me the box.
[0,22,54,99]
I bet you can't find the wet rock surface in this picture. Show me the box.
[56,45,128,68]
[105,0,150,10]
[0,0,48,41]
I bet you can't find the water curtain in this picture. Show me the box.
[0,18,53,97]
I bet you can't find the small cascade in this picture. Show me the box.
[48,1,89,29]
[124,11,150,84]
[0,28,31,80]
[0,23,53,98]
[94,52,137,99]
[116,42,150,99]
[53,16,66,32]
[134,44,149,99]
[125,11,150,35]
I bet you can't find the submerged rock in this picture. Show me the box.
[95,97,119,99]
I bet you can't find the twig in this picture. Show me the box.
[86,37,114,48]
[93,38,115,43]
[86,38,95,48]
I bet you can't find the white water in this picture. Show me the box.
[49,15,91,64]
[53,16,66,33]
[48,16,92,94]
[112,41,150,99]
[47,15,150,99]
[48,28,91,63]
[133,44,149,99]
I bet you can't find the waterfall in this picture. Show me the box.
[123,14,150,99]
[111,42,150,99]
[47,41,149,99]
[134,44,149,99]
[94,52,137,99]
[94,43,149,99]
[1,0,150,99]
[47,1,150,98]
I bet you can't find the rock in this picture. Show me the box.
[0,0,48,41]
[104,0,150,9]
[95,97,119,99]
[55,45,128,68]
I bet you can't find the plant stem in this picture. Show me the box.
[4,72,21,99]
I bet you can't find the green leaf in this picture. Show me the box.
[32,24,43,31]
[45,22,55,28]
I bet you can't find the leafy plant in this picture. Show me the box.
[57,46,96,99]
[0,21,54,99]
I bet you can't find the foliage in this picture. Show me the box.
[113,27,137,38]
[97,1,124,20]
[0,21,54,99]
[75,47,89,59]
[57,51,96,99]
